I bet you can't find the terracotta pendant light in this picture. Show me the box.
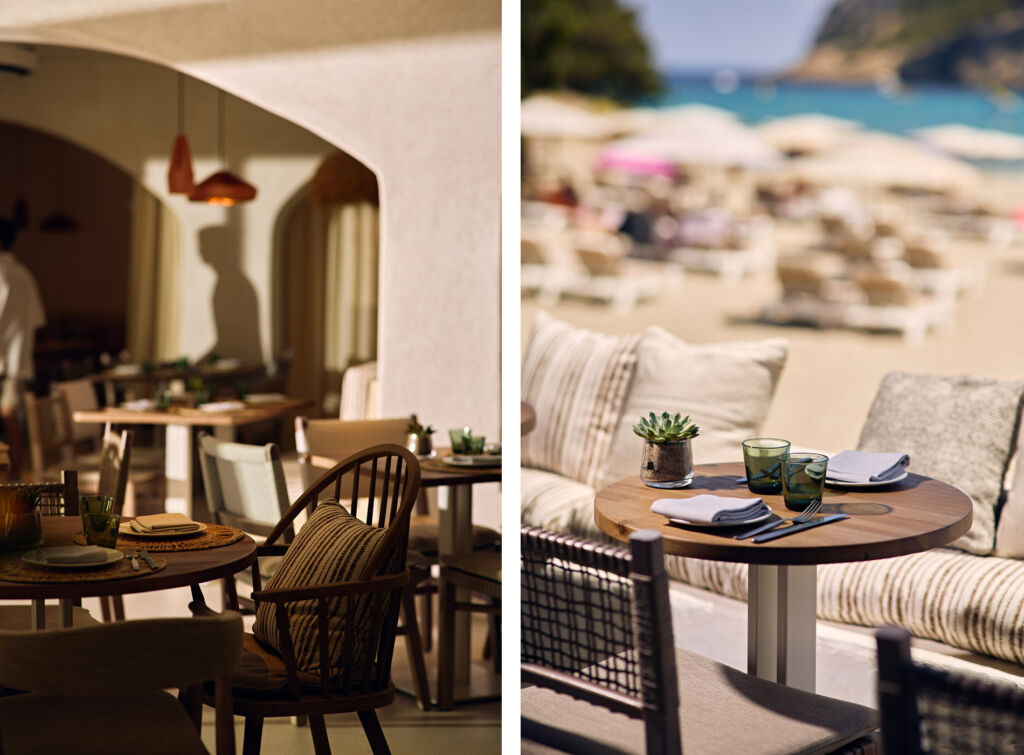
[167,73,195,194]
[190,90,256,206]
[39,142,78,233]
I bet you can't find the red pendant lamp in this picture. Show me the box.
[190,90,256,206]
[168,73,194,194]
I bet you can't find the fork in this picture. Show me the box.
[127,549,140,571]
[734,499,823,540]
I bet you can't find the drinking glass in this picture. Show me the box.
[80,495,113,516]
[449,428,471,453]
[741,438,791,494]
[781,453,829,512]
[82,512,121,548]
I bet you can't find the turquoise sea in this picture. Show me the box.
[654,75,1024,142]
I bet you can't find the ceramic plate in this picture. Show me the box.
[824,471,908,489]
[119,522,207,538]
[22,547,124,569]
[667,510,774,529]
[442,454,502,468]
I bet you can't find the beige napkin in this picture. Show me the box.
[39,545,109,564]
[132,513,201,534]
[651,495,769,524]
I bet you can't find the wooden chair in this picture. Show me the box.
[520,526,879,754]
[296,416,499,708]
[190,443,421,755]
[0,611,242,755]
[196,432,293,611]
[436,549,501,710]
[877,625,1024,753]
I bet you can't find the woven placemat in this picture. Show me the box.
[72,524,244,552]
[0,551,167,583]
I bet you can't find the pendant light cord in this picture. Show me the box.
[177,72,185,134]
[218,89,226,166]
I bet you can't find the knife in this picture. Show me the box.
[752,514,848,543]
[138,550,157,570]
[129,551,140,571]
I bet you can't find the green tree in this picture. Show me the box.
[522,0,662,103]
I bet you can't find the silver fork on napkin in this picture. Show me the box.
[734,499,823,540]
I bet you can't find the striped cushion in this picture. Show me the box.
[521,312,641,488]
[521,468,604,542]
[252,502,395,678]
[857,372,1024,555]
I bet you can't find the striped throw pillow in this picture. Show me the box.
[522,312,641,489]
[253,502,397,679]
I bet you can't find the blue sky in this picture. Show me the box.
[623,0,837,74]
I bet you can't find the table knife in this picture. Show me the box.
[752,514,848,543]
[129,551,140,571]
[138,550,157,569]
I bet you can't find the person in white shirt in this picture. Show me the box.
[0,218,45,477]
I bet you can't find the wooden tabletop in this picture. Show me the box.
[0,518,256,599]
[413,448,502,487]
[595,462,973,566]
[73,398,312,428]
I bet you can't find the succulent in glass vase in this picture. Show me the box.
[633,412,700,489]
[407,416,436,458]
[0,483,47,550]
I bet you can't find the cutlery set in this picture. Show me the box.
[126,549,156,570]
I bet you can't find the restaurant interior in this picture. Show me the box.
[0,2,501,753]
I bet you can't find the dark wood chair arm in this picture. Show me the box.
[251,570,409,604]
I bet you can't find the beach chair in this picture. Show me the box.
[761,255,863,329]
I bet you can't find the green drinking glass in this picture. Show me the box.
[781,453,830,512]
[80,495,113,516]
[741,438,791,494]
[81,512,120,548]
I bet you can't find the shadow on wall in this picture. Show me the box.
[198,224,262,364]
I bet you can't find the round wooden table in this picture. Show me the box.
[595,462,973,691]
[0,518,256,629]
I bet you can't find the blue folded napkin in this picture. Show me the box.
[651,495,768,524]
[827,450,909,483]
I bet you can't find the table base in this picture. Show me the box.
[748,564,817,692]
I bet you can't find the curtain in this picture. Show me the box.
[126,183,180,362]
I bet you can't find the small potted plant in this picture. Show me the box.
[0,484,47,550]
[407,416,436,458]
[633,412,700,489]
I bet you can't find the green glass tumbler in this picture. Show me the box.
[741,438,791,494]
[80,495,113,516]
[781,453,829,512]
[82,512,120,548]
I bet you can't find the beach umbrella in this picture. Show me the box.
[784,132,980,193]
[757,113,862,155]
[521,95,612,140]
[913,123,1024,161]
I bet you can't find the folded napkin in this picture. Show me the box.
[651,495,769,525]
[198,400,247,413]
[39,546,109,564]
[826,450,910,483]
[132,513,202,534]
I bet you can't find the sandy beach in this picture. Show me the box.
[522,203,1024,455]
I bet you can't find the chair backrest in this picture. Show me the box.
[295,416,411,491]
[520,526,682,755]
[877,625,1024,754]
[97,428,131,514]
[0,611,242,695]
[2,470,79,518]
[23,392,76,473]
[51,378,102,448]
[197,432,291,536]
[338,361,379,420]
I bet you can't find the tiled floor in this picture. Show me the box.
[65,582,501,754]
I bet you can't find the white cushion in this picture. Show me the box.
[600,328,788,490]
[521,468,603,542]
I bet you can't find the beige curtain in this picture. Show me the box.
[126,183,180,361]
[283,199,379,416]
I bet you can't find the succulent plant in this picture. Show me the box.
[632,412,700,443]
[407,418,435,436]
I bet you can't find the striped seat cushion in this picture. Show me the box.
[521,467,604,543]
[252,502,395,679]
[522,312,641,489]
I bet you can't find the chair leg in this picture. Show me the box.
[309,713,331,755]
[99,596,112,622]
[419,586,433,653]
[177,684,202,731]
[437,577,456,710]
[112,596,125,621]
[489,596,501,674]
[242,714,264,755]
[357,710,391,755]
[400,587,432,710]
[222,577,240,611]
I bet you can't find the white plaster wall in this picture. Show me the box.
[0,0,502,442]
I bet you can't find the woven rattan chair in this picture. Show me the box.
[0,611,242,755]
[520,525,879,754]
[189,443,420,755]
[877,625,1024,753]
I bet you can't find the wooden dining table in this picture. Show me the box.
[0,517,256,630]
[595,462,973,692]
[73,398,312,519]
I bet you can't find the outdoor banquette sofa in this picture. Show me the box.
[521,311,1024,670]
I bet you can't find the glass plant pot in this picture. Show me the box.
[407,432,435,458]
[0,509,42,551]
[640,439,694,489]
